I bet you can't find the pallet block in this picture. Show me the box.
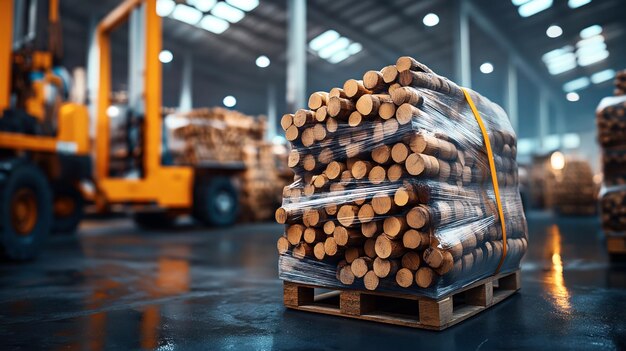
[283,270,520,331]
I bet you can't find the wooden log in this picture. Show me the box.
[364,238,377,258]
[344,79,371,99]
[372,192,397,215]
[281,114,294,131]
[368,165,386,184]
[351,160,374,179]
[373,257,399,278]
[363,70,386,91]
[351,257,373,278]
[287,224,305,245]
[337,204,359,227]
[375,234,405,259]
[324,237,342,256]
[333,226,363,246]
[293,109,315,127]
[277,236,291,254]
[402,229,430,250]
[327,97,355,119]
[401,251,421,270]
[387,164,407,182]
[323,220,336,235]
[348,111,363,127]
[396,56,433,73]
[293,243,314,259]
[379,102,396,120]
[391,142,410,163]
[338,264,355,285]
[381,65,398,83]
[395,267,414,288]
[356,94,393,117]
[382,216,408,238]
[363,270,380,291]
[303,208,326,227]
[304,227,326,244]
[345,246,365,264]
[308,92,329,110]
[415,267,436,288]
[390,86,423,106]
[315,106,328,122]
[394,183,419,207]
[313,242,326,260]
[423,247,444,269]
[371,144,392,165]
[405,153,440,177]
[361,221,382,238]
[407,205,431,229]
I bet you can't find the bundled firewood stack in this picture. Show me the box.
[166,107,266,165]
[598,69,626,232]
[275,56,527,298]
[548,159,597,215]
[240,142,289,221]
[615,69,626,96]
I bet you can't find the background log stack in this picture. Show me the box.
[548,159,597,215]
[166,107,290,221]
[598,69,626,234]
[276,56,527,298]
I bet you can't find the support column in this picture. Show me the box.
[538,89,549,152]
[454,0,471,88]
[286,0,307,112]
[179,53,193,112]
[267,81,277,141]
[86,16,99,137]
[128,4,145,116]
[505,61,518,134]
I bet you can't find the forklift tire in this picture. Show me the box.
[51,183,84,234]
[193,177,239,227]
[0,164,52,260]
[132,212,176,230]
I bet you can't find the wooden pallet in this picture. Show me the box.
[283,270,520,331]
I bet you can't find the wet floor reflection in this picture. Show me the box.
[1,216,625,349]
[544,224,571,313]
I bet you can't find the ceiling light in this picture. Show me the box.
[328,50,351,64]
[171,4,203,25]
[518,0,553,17]
[576,34,604,48]
[199,15,230,34]
[347,42,362,55]
[423,13,439,27]
[562,133,581,149]
[226,0,259,12]
[591,69,615,84]
[159,50,173,63]
[107,105,120,118]
[309,30,340,51]
[480,62,494,74]
[156,0,176,17]
[256,55,270,68]
[566,92,580,102]
[546,25,562,38]
[223,95,237,108]
[511,0,531,5]
[188,0,216,12]
[580,25,602,39]
[550,151,565,170]
[211,2,245,23]
[318,37,350,59]
[563,77,590,92]
[568,0,591,8]
[578,50,609,66]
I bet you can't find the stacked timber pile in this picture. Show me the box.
[275,56,527,298]
[240,142,288,221]
[597,70,626,233]
[166,107,266,165]
[549,159,597,215]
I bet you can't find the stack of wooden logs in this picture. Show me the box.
[240,142,289,221]
[548,159,597,215]
[168,107,266,165]
[598,69,626,232]
[615,69,626,96]
[275,56,527,296]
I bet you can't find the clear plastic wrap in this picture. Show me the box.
[275,57,528,299]
[597,93,626,232]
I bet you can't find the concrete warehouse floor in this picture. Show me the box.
[0,212,625,350]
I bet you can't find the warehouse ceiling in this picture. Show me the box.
[57,0,626,138]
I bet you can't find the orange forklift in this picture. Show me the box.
[0,0,241,260]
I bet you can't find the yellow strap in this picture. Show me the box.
[461,88,507,274]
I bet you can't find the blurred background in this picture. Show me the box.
[1,0,626,349]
